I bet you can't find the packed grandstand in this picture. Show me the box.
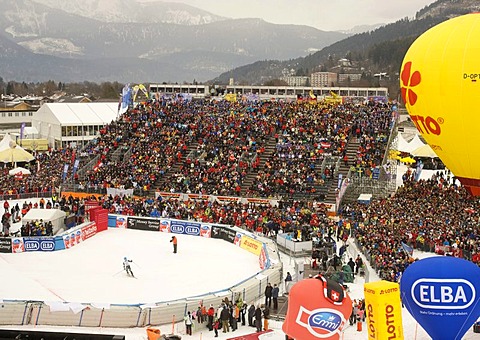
[1,98,479,284]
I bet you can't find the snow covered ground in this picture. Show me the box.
[0,228,260,305]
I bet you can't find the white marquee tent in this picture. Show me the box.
[31,102,119,149]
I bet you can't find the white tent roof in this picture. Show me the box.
[38,103,118,126]
[396,133,411,153]
[396,133,425,153]
[23,208,66,222]
[411,144,438,158]
[0,133,14,152]
[409,134,426,151]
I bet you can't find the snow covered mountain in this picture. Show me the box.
[30,0,226,25]
[0,0,349,83]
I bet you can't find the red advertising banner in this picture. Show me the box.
[81,222,97,241]
[92,208,108,232]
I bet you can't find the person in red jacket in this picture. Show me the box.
[170,235,177,253]
[207,304,215,331]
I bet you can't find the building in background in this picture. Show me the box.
[280,76,309,87]
[310,72,338,87]
[338,73,362,84]
[0,100,37,132]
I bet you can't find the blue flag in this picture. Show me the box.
[61,164,69,181]
[401,241,413,256]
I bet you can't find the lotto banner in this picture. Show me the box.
[239,235,263,256]
[364,281,404,340]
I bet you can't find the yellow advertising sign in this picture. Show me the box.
[224,93,237,102]
[364,281,404,340]
[240,235,262,256]
[19,139,48,151]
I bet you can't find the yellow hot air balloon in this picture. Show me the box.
[400,13,480,196]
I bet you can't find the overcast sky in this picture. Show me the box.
[147,0,436,31]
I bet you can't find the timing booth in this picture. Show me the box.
[22,208,67,235]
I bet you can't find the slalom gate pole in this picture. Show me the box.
[99,308,105,327]
[172,314,175,334]
[35,304,42,326]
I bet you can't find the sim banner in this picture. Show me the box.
[364,281,404,340]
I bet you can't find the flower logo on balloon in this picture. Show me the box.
[401,61,421,106]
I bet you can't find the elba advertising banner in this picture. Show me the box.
[0,237,12,253]
[364,281,404,340]
[127,216,160,231]
[170,220,201,236]
[23,237,56,252]
[400,256,480,340]
[211,226,236,243]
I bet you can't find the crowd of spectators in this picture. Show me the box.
[1,98,479,281]
[0,194,87,237]
[0,148,75,199]
[0,99,394,202]
[20,219,53,237]
[339,169,480,281]
[95,192,332,236]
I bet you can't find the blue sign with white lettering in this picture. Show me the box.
[400,257,480,340]
[170,220,200,236]
[23,237,56,252]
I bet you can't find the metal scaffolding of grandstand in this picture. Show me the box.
[336,112,399,207]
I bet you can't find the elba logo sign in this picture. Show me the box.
[411,278,475,310]
[24,238,55,252]
[170,221,200,236]
[400,257,480,340]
